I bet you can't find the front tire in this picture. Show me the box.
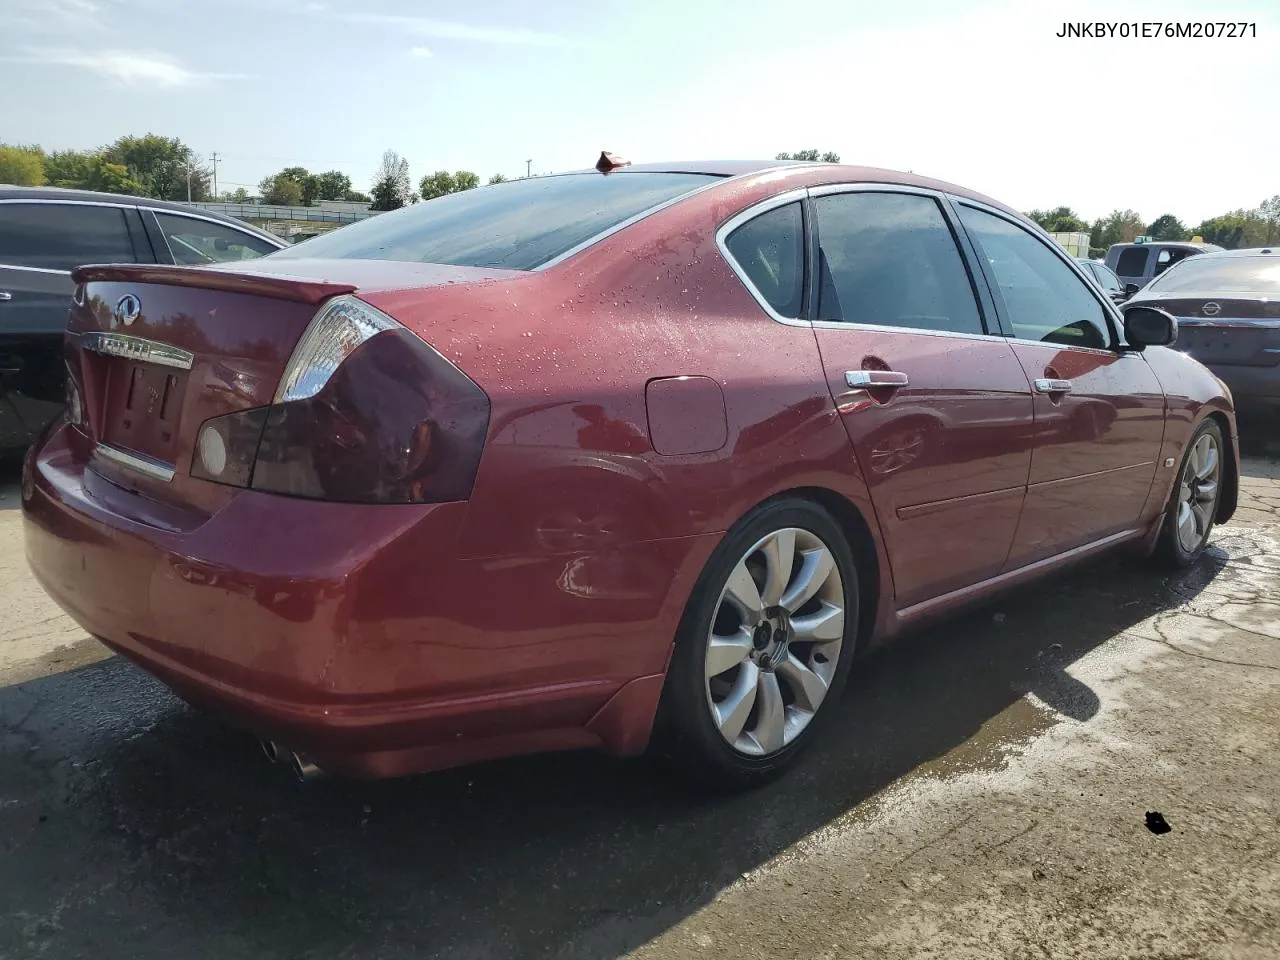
[654,498,859,789]
[1154,418,1224,568]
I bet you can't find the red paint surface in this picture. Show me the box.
[24,164,1240,778]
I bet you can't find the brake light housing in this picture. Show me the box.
[191,296,490,504]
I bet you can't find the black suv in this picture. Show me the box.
[0,187,285,454]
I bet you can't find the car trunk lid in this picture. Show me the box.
[65,260,520,523]
[1144,294,1280,368]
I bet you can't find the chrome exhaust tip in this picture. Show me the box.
[289,751,323,781]
[260,739,283,764]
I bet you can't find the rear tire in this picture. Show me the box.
[1153,418,1224,568]
[654,497,859,790]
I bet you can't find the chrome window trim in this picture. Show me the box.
[0,262,72,275]
[534,174,731,271]
[0,197,285,248]
[81,331,195,370]
[1006,336,1119,357]
[94,443,176,482]
[1174,316,1280,329]
[949,196,1125,346]
[808,182,948,200]
[714,187,812,328]
[810,319,1004,342]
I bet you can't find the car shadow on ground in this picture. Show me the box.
[0,539,1235,960]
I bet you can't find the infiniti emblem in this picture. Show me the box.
[1202,301,1221,317]
[114,294,142,326]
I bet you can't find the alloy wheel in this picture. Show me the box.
[1176,431,1221,553]
[704,527,845,757]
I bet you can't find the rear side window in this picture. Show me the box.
[0,202,137,270]
[813,192,983,335]
[153,212,278,264]
[1154,247,1196,276]
[1115,247,1148,277]
[723,202,805,318]
[958,205,1110,349]
[270,172,719,270]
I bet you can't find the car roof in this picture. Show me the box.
[553,160,1025,220]
[1191,247,1278,259]
[0,185,282,241]
[1109,240,1222,251]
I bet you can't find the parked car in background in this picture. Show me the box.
[23,160,1238,790]
[1075,257,1128,304]
[1105,240,1222,296]
[0,187,285,454]
[1126,247,1280,410]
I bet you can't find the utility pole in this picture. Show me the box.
[210,152,220,198]
[186,158,192,202]
[525,159,532,178]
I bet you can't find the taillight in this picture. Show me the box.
[64,364,85,430]
[191,296,490,504]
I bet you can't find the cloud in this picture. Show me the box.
[344,13,566,46]
[7,0,102,29]
[409,46,433,58]
[5,48,251,88]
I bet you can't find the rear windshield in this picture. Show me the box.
[270,172,719,270]
[1146,255,1280,294]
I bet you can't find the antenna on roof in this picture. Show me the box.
[596,151,631,173]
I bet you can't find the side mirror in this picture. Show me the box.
[1123,305,1178,348]
[1124,282,1140,298]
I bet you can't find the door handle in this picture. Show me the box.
[1034,378,1072,394]
[846,370,909,389]
[0,291,12,301]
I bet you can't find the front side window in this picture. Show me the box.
[723,202,805,318]
[959,205,1111,349]
[154,212,279,265]
[1154,247,1197,276]
[813,192,983,335]
[270,172,719,271]
[1115,246,1148,277]
[0,202,137,270]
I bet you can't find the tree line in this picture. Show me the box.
[0,137,508,210]
[1028,199,1280,255]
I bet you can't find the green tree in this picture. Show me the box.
[1260,195,1280,245]
[0,144,45,185]
[40,149,141,194]
[488,173,508,184]
[258,173,303,206]
[1193,210,1268,249]
[420,169,480,200]
[776,150,840,162]
[275,166,319,205]
[1090,209,1145,252]
[370,150,413,211]
[1145,214,1189,241]
[1028,206,1088,233]
[315,170,353,201]
[102,133,210,201]
[219,187,251,202]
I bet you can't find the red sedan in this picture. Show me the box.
[22,159,1238,788]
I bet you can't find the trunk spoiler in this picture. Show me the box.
[71,264,358,305]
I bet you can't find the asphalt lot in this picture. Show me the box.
[2,421,1278,960]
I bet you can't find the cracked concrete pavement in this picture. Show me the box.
[1,422,1278,960]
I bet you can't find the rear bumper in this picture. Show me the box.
[23,426,704,776]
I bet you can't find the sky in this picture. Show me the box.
[2,0,1278,225]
